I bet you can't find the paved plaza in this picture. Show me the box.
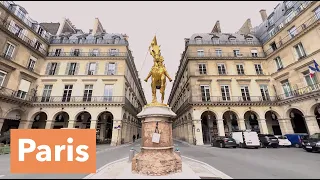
[0,140,319,179]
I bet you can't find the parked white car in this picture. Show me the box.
[275,135,291,147]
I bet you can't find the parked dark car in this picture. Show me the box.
[302,133,320,152]
[285,133,309,148]
[211,136,237,148]
[258,134,279,148]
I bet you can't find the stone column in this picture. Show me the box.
[278,118,294,135]
[304,116,320,135]
[258,119,268,134]
[100,122,106,142]
[67,120,76,128]
[193,119,203,145]
[238,119,246,130]
[90,120,98,129]
[132,105,181,175]
[187,122,193,144]
[217,119,225,136]
[45,120,55,129]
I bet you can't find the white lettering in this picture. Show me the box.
[18,139,36,161]
[54,145,66,161]
[67,137,73,161]
[36,145,51,162]
[76,145,89,162]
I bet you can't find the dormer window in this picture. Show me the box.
[195,36,202,44]
[211,37,219,44]
[229,38,236,44]
[268,16,274,25]
[285,1,293,9]
[246,38,253,44]
[114,37,120,44]
[285,10,296,24]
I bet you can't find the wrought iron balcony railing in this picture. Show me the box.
[47,52,127,57]
[33,96,125,103]
[276,82,320,100]
[190,96,277,103]
[264,9,320,56]
[49,39,128,45]
[0,17,47,55]
[0,1,51,41]
[187,40,261,46]
[0,86,35,102]
[187,52,266,58]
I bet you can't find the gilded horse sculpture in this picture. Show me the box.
[144,36,172,105]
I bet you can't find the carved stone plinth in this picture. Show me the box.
[132,106,182,176]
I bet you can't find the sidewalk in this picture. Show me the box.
[173,139,211,147]
[96,139,141,154]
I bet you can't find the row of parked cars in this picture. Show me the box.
[211,130,320,153]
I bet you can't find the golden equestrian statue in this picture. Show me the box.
[144,36,172,105]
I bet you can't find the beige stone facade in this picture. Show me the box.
[0,1,146,146]
[169,1,320,145]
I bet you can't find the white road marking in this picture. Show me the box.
[0,175,5,178]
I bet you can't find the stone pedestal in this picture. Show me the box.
[132,105,182,176]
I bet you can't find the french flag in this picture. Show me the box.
[309,59,320,78]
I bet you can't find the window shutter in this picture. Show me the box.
[89,49,92,56]
[60,48,64,56]
[55,62,60,75]
[115,62,118,75]
[79,49,83,56]
[95,62,99,75]
[45,63,51,75]
[22,29,28,41]
[85,62,89,74]
[65,63,70,75]
[75,63,80,75]
[105,62,109,75]
[9,20,15,33]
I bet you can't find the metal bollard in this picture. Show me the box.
[129,147,135,162]
[175,148,181,157]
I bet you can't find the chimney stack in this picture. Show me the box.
[259,9,268,22]
[56,17,66,36]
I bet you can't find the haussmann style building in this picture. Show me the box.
[169,1,320,145]
[0,1,146,146]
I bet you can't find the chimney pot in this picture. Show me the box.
[259,9,268,22]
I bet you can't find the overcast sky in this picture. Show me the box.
[18,1,279,104]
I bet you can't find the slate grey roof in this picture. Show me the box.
[253,1,312,43]
[40,23,60,35]
[189,32,261,43]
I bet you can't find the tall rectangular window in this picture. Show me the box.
[315,6,320,20]
[62,85,73,102]
[294,43,306,59]
[281,80,292,98]
[83,85,93,102]
[233,50,240,57]
[73,49,80,56]
[241,86,251,101]
[41,85,52,102]
[200,85,210,102]
[274,56,283,70]
[27,56,37,71]
[68,63,77,75]
[88,62,96,75]
[107,63,116,75]
[251,49,258,57]
[260,85,270,101]
[221,85,231,101]
[236,64,245,75]
[3,42,15,59]
[288,26,297,38]
[198,63,207,75]
[255,64,263,75]
[49,62,58,75]
[104,85,113,102]
[55,49,61,56]
[215,49,222,57]
[110,49,118,56]
[217,64,226,75]
[270,42,277,51]
[17,79,31,99]
[0,70,7,87]
[91,49,99,56]
[34,41,41,50]
[303,71,318,88]
[197,50,204,57]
